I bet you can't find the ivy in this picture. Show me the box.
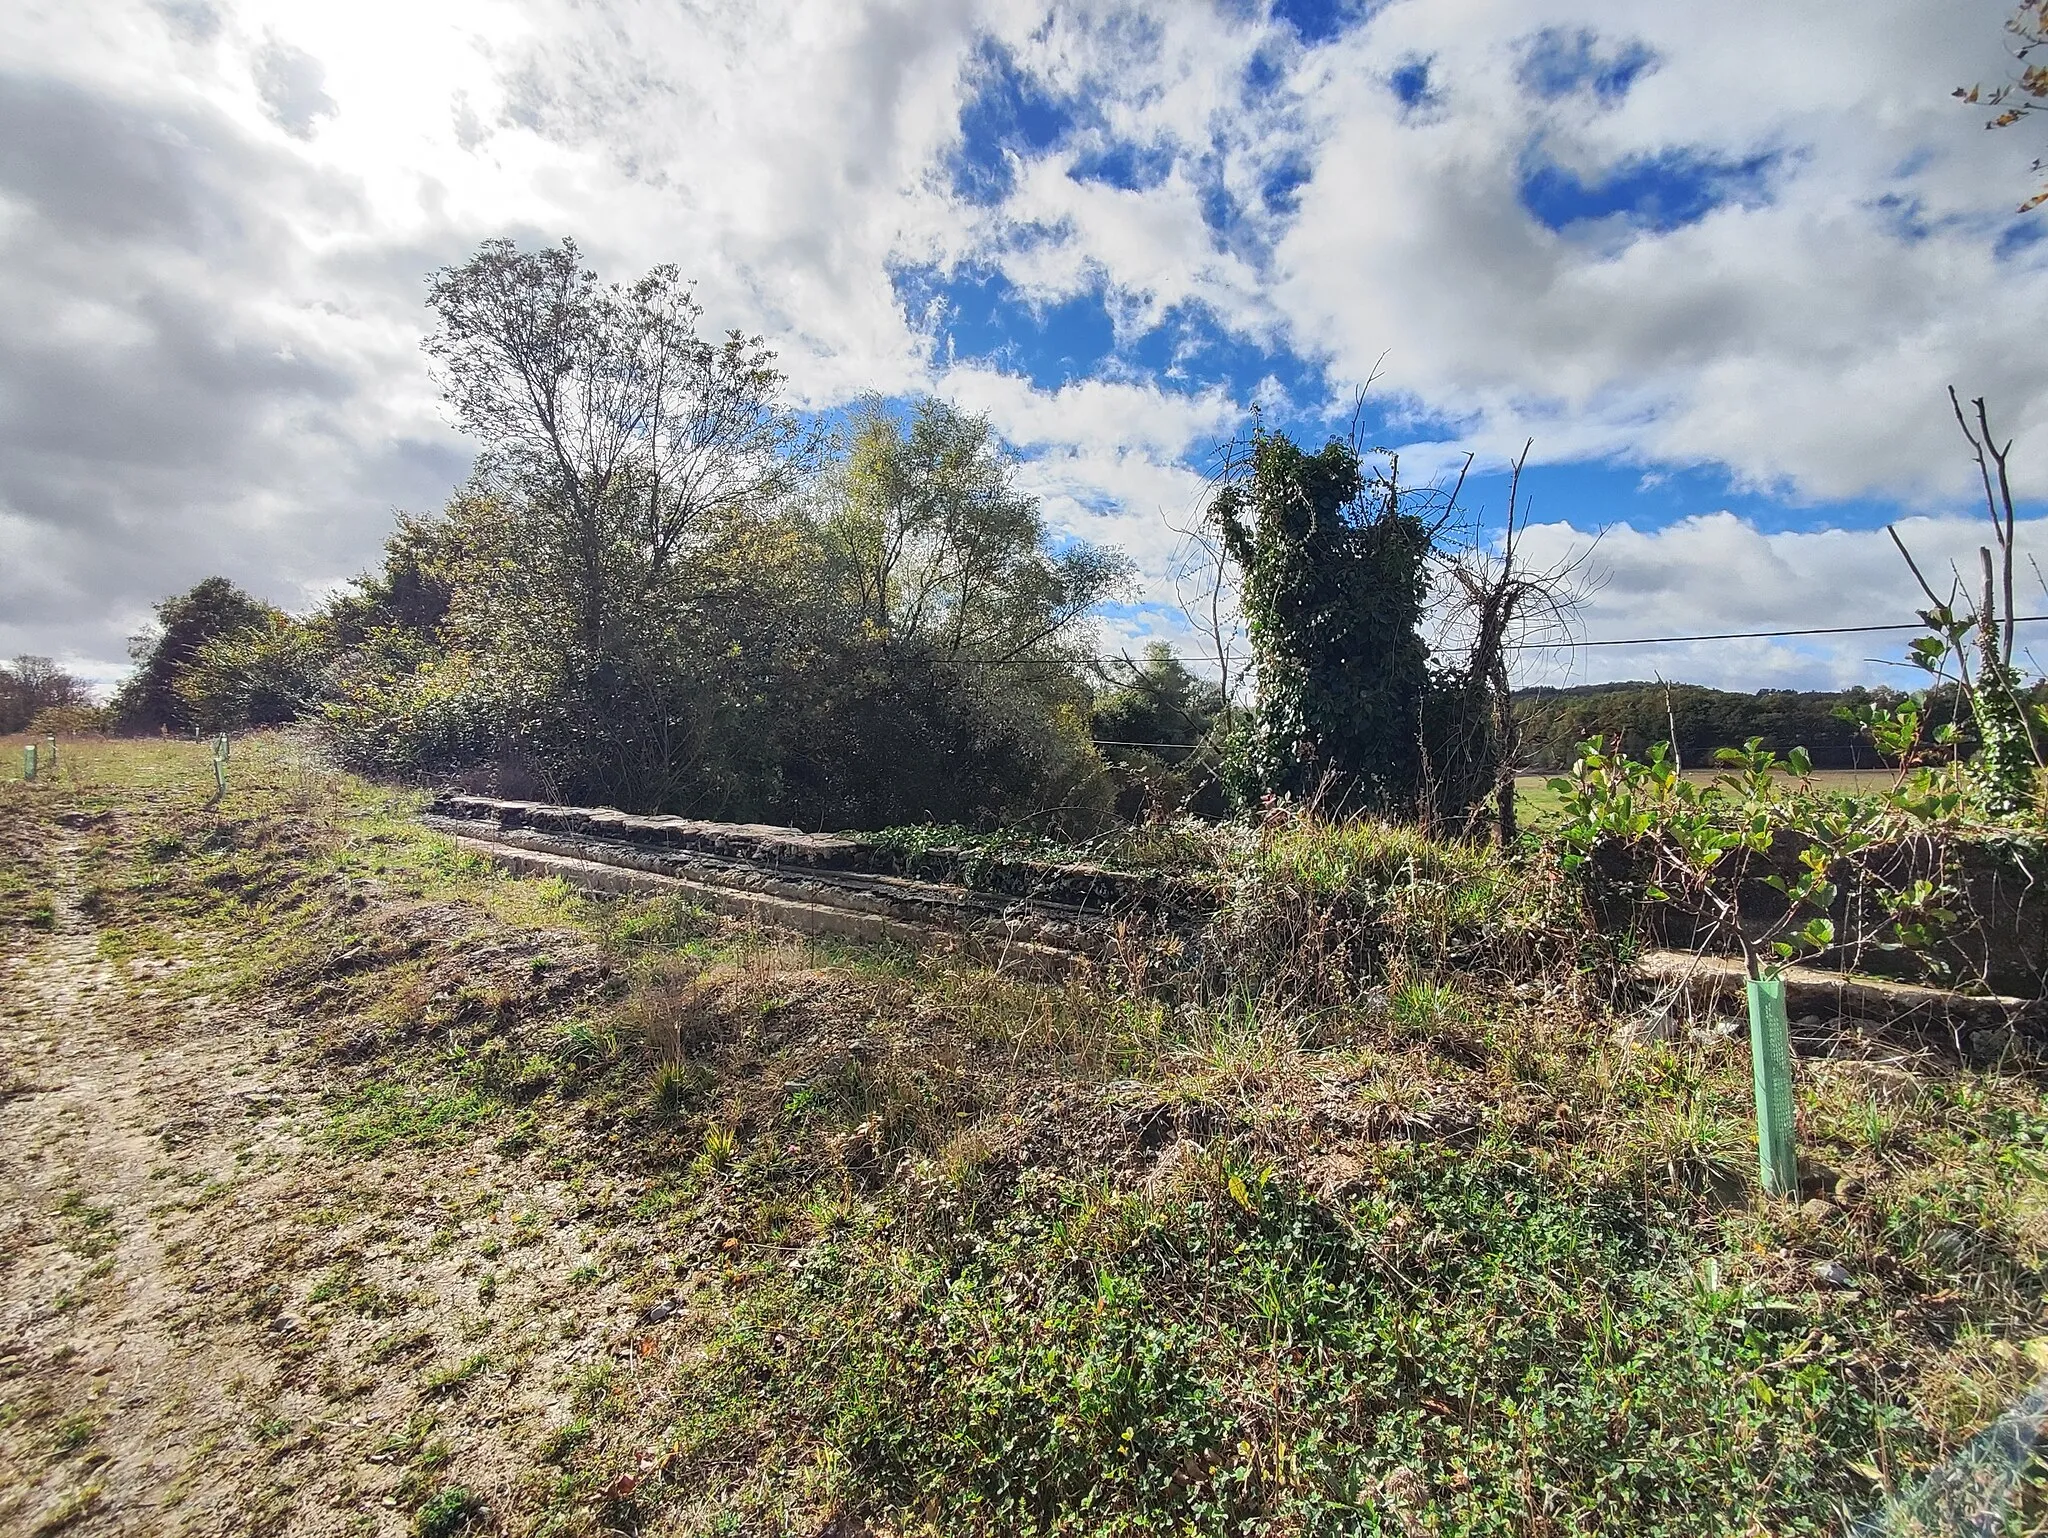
[1215,430,1437,815]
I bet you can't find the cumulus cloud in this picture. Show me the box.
[0,0,2039,696]
[1510,511,2048,691]
[252,39,335,138]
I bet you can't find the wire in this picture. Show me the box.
[948,613,2048,665]
[1557,614,2048,649]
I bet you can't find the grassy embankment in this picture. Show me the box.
[3,734,2046,1535]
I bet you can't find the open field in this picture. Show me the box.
[3,736,2048,1535]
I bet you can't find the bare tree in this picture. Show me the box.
[1434,441,1595,842]
[1885,391,2041,811]
[1163,497,1248,723]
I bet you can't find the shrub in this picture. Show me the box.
[26,704,107,736]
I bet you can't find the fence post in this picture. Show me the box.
[22,744,36,783]
[1745,975,1798,1198]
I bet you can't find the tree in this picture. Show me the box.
[1214,428,1437,814]
[825,397,1128,663]
[112,577,279,732]
[318,512,458,650]
[794,397,1132,828]
[1885,391,2042,817]
[1089,643,1229,818]
[0,656,93,734]
[1431,441,1592,841]
[1958,0,2048,211]
[175,614,326,733]
[422,239,806,809]
[425,238,801,662]
[318,239,1142,826]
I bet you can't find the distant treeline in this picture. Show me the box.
[1514,682,1971,771]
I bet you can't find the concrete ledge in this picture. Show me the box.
[453,837,1089,981]
[1634,948,2032,1028]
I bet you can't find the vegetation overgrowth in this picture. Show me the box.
[1513,682,1985,774]
[5,735,2048,1533]
[71,239,1571,839]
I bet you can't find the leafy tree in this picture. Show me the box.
[112,577,278,732]
[0,656,93,734]
[174,613,326,733]
[786,397,1130,827]
[425,238,799,662]
[1514,683,1917,772]
[825,397,1128,662]
[1215,429,1435,814]
[1090,644,1225,755]
[421,239,805,809]
[318,512,458,650]
[1089,644,1228,817]
[309,239,1141,827]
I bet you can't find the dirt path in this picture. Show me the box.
[0,840,679,1537]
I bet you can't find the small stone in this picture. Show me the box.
[1813,1260,1855,1290]
[1799,1199,1837,1224]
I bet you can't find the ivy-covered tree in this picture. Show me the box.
[1215,430,1435,814]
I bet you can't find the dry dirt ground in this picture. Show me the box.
[0,830,701,1537]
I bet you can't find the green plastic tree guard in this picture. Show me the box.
[1746,975,1798,1198]
[21,744,35,782]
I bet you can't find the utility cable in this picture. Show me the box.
[944,613,2048,666]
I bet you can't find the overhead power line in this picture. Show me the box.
[944,613,2048,666]
[1562,614,2048,649]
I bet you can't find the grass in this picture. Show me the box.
[323,1085,500,1154]
[718,1159,1874,1530]
[1513,767,1906,830]
[8,732,2048,1534]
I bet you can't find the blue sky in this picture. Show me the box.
[1,0,2044,690]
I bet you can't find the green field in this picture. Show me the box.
[1514,766,1904,829]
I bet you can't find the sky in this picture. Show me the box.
[2,0,2045,694]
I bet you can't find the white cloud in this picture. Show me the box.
[1,0,2042,700]
[1511,510,2048,690]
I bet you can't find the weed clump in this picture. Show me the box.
[1177,809,1581,1016]
[410,1485,479,1537]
